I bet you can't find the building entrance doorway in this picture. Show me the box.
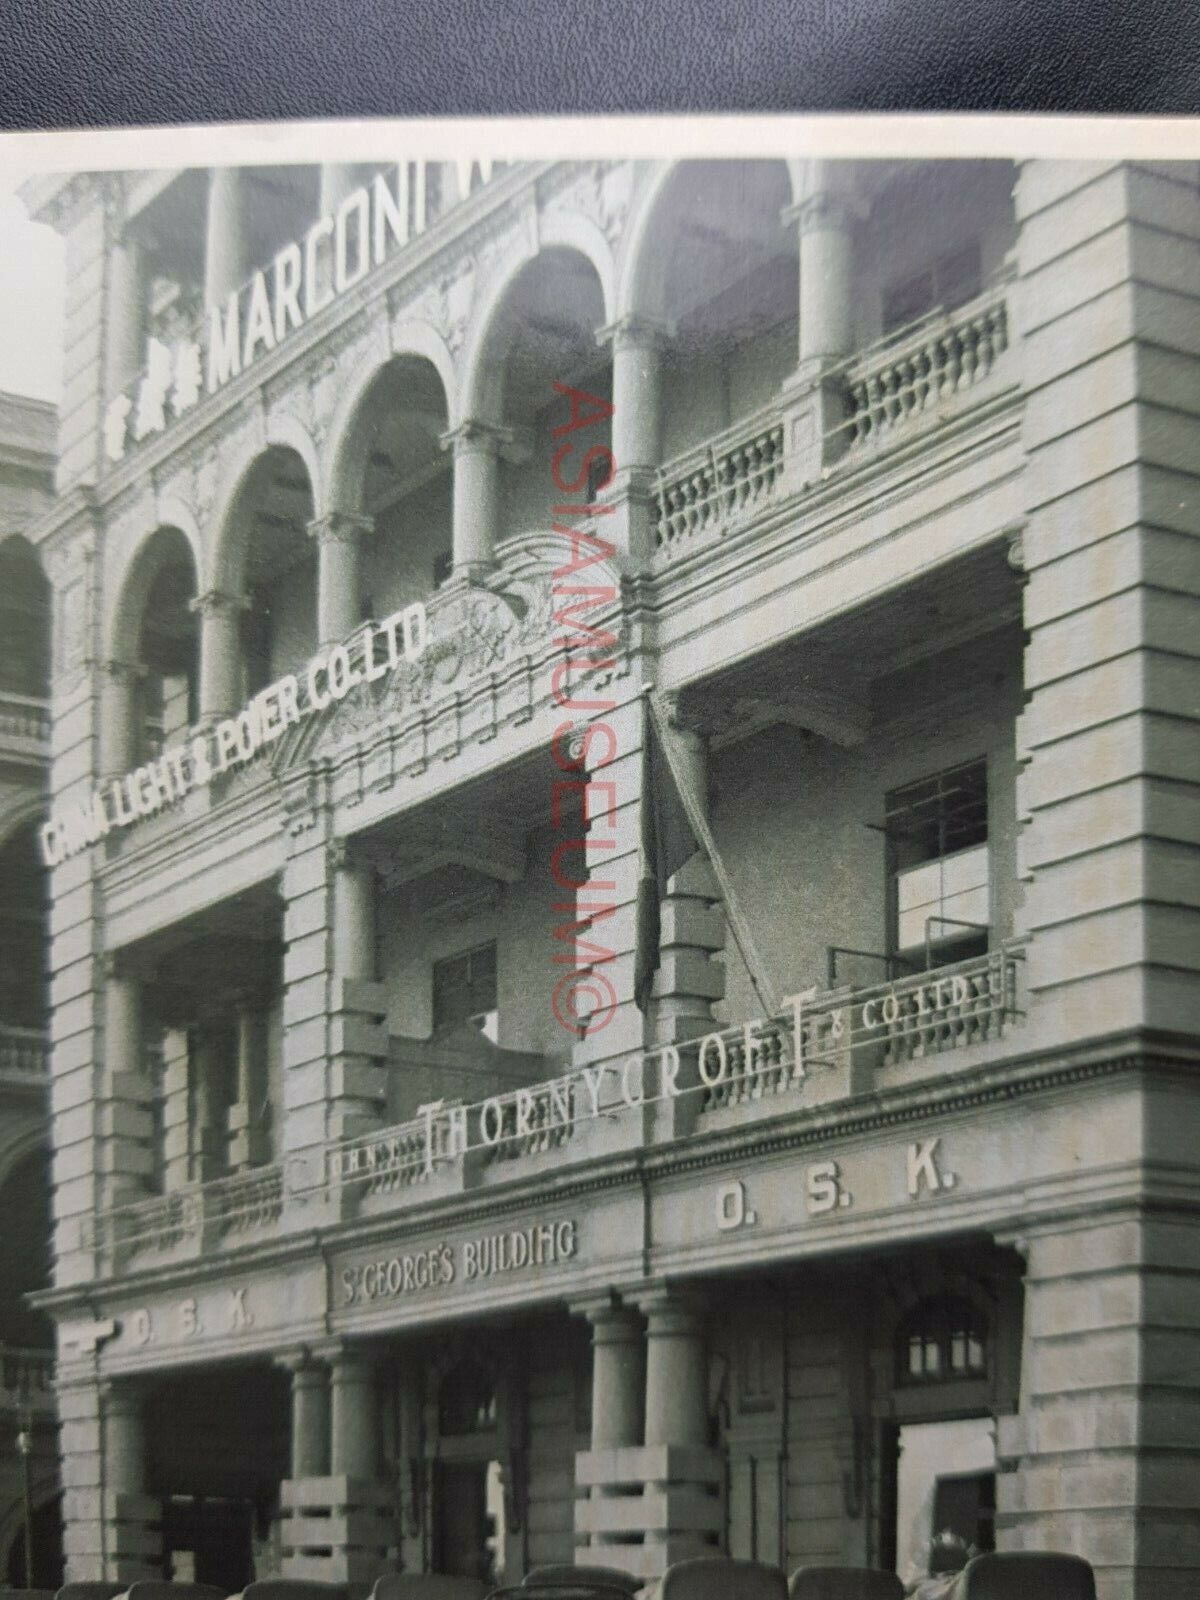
[162,1495,255,1593]
[433,1460,506,1586]
[894,1417,995,1584]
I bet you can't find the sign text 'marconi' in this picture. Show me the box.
[39,604,427,867]
[105,162,498,465]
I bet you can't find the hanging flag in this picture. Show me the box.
[633,691,699,1012]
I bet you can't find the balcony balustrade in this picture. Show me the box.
[0,1345,55,1414]
[0,1023,49,1084]
[700,942,1024,1116]
[650,278,1013,565]
[653,406,786,556]
[0,689,50,749]
[82,1163,283,1259]
[833,279,1012,456]
[80,946,1025,1276]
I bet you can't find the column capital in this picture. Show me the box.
[570,1290,644,1333]
[188,587,248,619]
[306,510,374,547]
[1004,523,1027,574]
[327,835,372,876]
[633,1281,708,1328]
[275,1346,329,1378]
[99,656,144,683]
[98,1375,145,1412]
[782,187,864,235]
[596,313,674,353]
[439,417,513,457]
[101,951,130,984]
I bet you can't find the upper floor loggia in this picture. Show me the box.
[73,158,1020,845]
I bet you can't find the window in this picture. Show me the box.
[897,1297,989,1385]
[882,243,982,337]
[433,941,498,1038]
[886,760,989,968]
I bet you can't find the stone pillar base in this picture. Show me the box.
[575,1446,723,1582]
[279,1475,393,1585]
[106,1490,163,1580]
[779,366,849,492]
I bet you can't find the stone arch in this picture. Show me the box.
[617,157,799,323]
[537,207,616,322]
[105,520,201,667]
[458,234,539,427]
[266,411,324,520]
[324,320,457,514]
[207,436,278,596]
[209,436,317,598]
[0,534,52,700]
[459,232,611,428]
[0,789,45,854]
[457,233,611,432]
[0,1122,46,1201]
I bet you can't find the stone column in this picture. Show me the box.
[588,1300,644,1450]
[104,231,145,399]
[204,168,247,308]
[596,316,670,561]
[632,1287,723,1575]
[96,961,155,1219]
[648,704,724,1137]
[191,588,246,724]
[640,1288,709,1449]
[442,419,506,575]
[227,1001,269,1169]
[98,659,140,779]
[190,1023,229,1181]
[328,839,388,1148]
[307,511,372,651]
[283,1353,331,1479]
[160,1026,193,1193]
[782,164,859,488]
[280,1349,389,1584]
[101,1381,161,1579]
[329,1348,377,1480]
[332,839,376,981]
[605,315,668,472]
[795,174,856,369]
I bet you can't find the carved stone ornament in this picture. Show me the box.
[277,532,627,771]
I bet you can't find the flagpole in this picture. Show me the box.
[643,684,779,1018]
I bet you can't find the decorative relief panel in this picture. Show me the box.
[280,534,629,777]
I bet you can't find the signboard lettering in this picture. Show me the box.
[340,1219,577,1306]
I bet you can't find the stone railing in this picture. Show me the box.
[701,943,1024,1115]
[0,1345,55,1411]
[84,1164,284,1257]
[204,1164,285,1237]
[0,1025,49,1081]
[653,404,785,555]
[84,1188,199,1255]
[835,281,1011,455]
[482,1074,580,1164]
[0,690,50,746]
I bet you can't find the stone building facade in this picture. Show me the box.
[0,388,58,1586]
[16,154,1200,1599]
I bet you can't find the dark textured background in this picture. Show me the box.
[0,0,1195,129]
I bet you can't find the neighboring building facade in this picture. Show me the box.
[0,389,60,1587]
[17,154,1200,1600]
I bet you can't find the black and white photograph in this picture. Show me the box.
[0,117,1197,1600]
